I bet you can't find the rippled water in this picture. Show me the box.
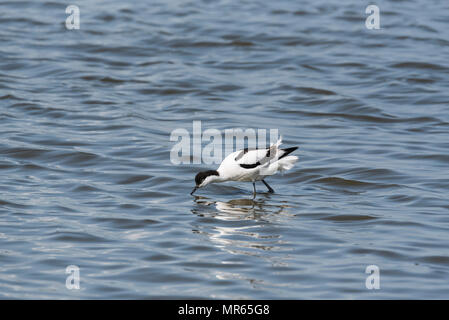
[1,0,449,299]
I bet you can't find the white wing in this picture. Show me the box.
[234,138,283,169]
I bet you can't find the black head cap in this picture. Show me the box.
[195,170,219,186]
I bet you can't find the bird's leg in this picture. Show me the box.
[262,179,275,193]
[252,182,256,199]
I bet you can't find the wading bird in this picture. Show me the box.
[191,138,298,198]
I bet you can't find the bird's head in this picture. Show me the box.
[191,170,219,195]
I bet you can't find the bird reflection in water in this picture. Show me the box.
[191,195,293,269]
[191,195,289,221]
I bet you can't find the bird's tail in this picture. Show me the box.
[279,146,298,160]
[260,137,299,175]
[271,136,298,160]
[277,155,298,172]
[271,136,282,149]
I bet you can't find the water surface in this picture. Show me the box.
[1,0,449,299]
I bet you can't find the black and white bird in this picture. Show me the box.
[191,137,298,198]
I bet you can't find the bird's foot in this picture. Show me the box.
[261,180,275,193]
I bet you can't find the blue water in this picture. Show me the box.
[1,0,449,299]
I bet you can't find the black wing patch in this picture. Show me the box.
[236,145,298,170]
[237,147,272,169]
[240,161,261,169]
[279,147,298,159]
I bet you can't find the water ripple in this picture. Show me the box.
[0,0,448,299]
